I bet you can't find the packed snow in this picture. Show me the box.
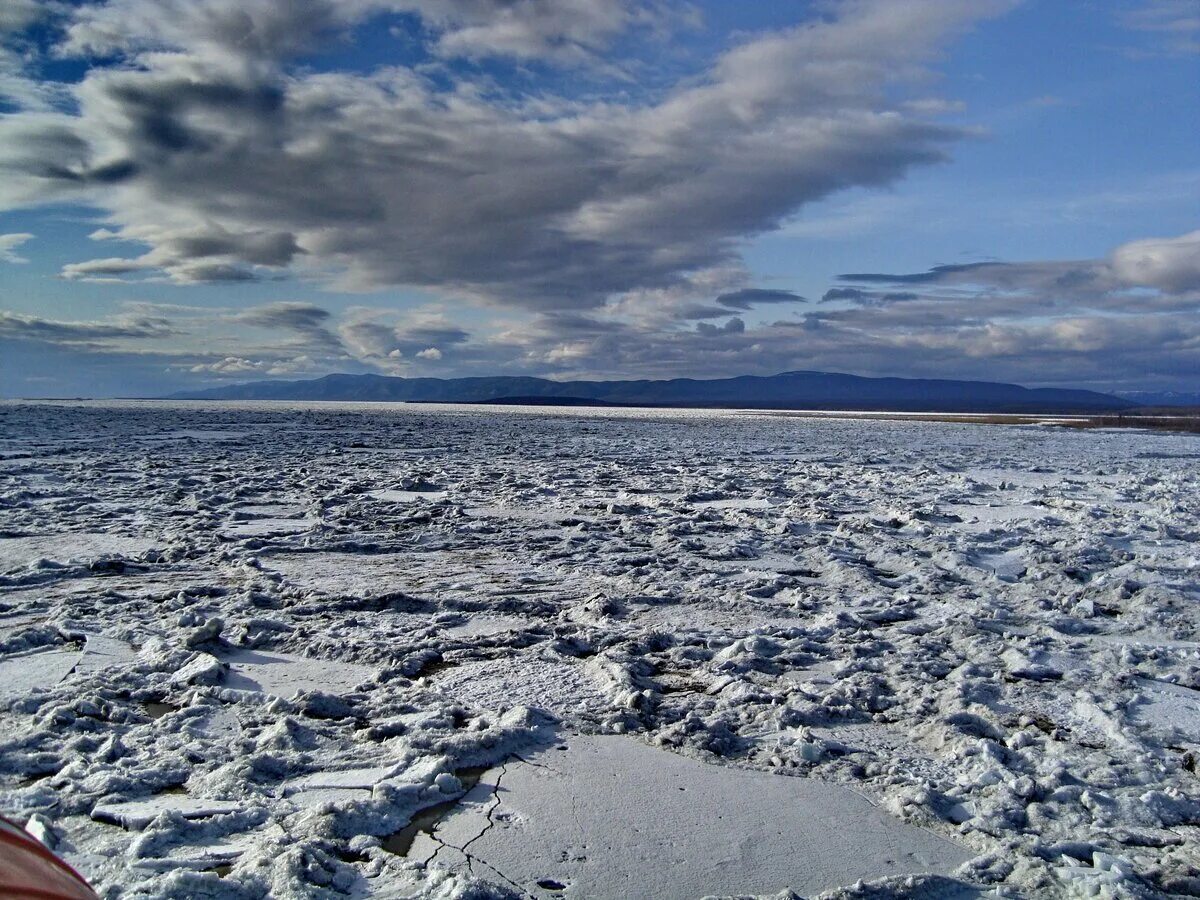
[0,400,1198,899]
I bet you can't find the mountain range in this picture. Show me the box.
[168,370,1135,413]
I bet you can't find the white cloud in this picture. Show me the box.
[0,232,33,263]
[189,356,265,374]
[0,0,1013,309]
[1109,229,1200,293]
[4,225,1200,392]
[1120,0,1200,54]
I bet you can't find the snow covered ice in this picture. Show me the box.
[1,400,1198,899]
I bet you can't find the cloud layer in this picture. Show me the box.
[1,0,1196,396]
[8,221,1198,395]
[1,0,1010,306]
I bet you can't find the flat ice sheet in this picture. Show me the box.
[0,648,81,700]
[417,735,971,899]
[0,533,159,571]
[433,654,605,715]
[220,517,318,537]
[221,648,376,697]
[92,796,247,830]
[1131,678,1200,743]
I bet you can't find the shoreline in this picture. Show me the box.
[6,397,1199,434]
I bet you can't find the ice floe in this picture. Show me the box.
[0,401,1196,898]
[408,735,971,898]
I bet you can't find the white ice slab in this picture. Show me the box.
[74,633,139,676]
[92,797,246,830]
[282,765,399,794]
[434,655,604,715]
[692,497,772,510]
[220,648,375,697]
[1131,678,1200,742]
[0,647,81,701]
[280,764,408,810]
[441,616,529,639]
[0,533,159,572]
[220,517,318,537]
[369,489,448,503]
[150,429,250,442]
[0,613,43,639]
[945,503,1055,531]
[416,736,971,899]
[133,834,257,872]
[466,505,587,524]
[972,549,1026,581]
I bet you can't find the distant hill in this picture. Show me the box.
[1115,390,1200,408]
[166,370,1135,413]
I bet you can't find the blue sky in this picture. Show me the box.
[0,0,1197,397]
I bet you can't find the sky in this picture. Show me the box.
[0,0,1197,398]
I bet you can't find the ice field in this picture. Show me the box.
[1,401,1198,898]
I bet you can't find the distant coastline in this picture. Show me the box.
[164,369,1136,415]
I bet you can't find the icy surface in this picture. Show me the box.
[0,400,1198,899]
[410,734,971,898]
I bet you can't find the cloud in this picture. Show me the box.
[186,354,319,377]
[4,225,1199,393]
[1119,0,1200,54]
[237,301,330,331]
[837,230,1200,305]
[714,288,805,310]
[188,356,265,375]
[0,309,175,344]
[1109,229,1200,293]
[437,226,1198,390]
[57,0,686,68]
[838,262,1009,286]
[412,0,693,69]
[0,0,48,34]
[1,3,66,110]
[0,232,33,263]
[696,317,744,336]
[61,257,150,280]
[822,287,868,303]
[338,310,471,362]
[235,301,343,351]
[0,0,1013,311]
[59,223,303,283]
[821,287,919,307]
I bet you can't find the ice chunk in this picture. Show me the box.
[422,735,971,899]
[0,648,81,701]
[1130,678,1200,742]
[92,797,247,830]
[220,648,375,697]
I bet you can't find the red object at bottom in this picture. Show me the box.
[0,815,98,899]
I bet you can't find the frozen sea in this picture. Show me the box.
[1,401,1198,899]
